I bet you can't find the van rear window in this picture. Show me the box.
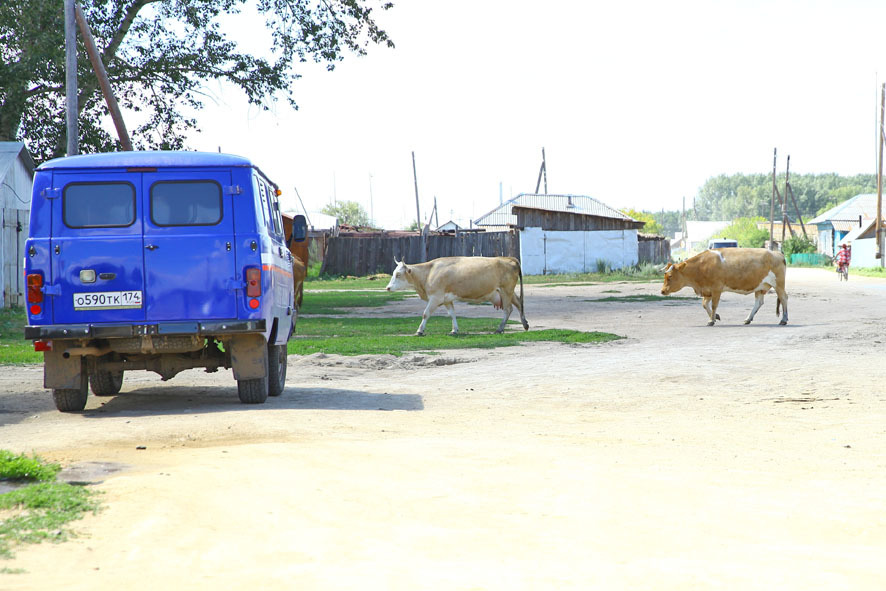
[151,181,222,226]
[64,183,136,228]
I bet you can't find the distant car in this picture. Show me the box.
[708,239,738,249]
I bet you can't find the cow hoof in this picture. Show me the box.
[715,314,721,320]
[743,320,751,325]
[414,331,425,337]
[779,320,788,326]
[449,330,458,336]
[522,321,529,331]
[706,321,715,326]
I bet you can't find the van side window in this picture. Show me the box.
[255,177,270,229]
[264,182,281,236]
[63,182,136,228]
[151,181,222,226]
[269,187,284,236]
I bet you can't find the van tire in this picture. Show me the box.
[267,344,287,397]
[53,371,89,412]
[238,377,268,404]
[90,370,124,396]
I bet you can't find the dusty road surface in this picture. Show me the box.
[1,267,885,590]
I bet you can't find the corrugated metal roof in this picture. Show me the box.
[831,220,864,232]
[474,193,636,227]
[808,193,879,225]
[0,141,33,179]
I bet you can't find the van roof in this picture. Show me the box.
[37,150,254,171]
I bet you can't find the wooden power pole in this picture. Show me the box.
[877,83,885,261]
[64,0,78,156]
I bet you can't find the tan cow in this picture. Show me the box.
[385,256,530,336]
[661,248,788,326]
[292,255,306,310]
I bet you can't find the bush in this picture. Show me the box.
[782,236,816,258]
[713,217,769,248]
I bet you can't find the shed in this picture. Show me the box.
[0,142,34,308]
[807,194,876,257]
[475,193,646,274]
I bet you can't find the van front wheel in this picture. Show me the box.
[267,344,287,397]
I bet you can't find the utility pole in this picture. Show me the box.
[412,151,425,261]
[877,83,885,261]
[770,148,776,249]
[781,156,790,243]
[74,3,132,150]
[64,0,78,156]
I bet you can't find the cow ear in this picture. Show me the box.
[676,262,687,271]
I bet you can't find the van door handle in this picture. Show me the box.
[146,244,159,251]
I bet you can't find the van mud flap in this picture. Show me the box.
[229,334,268,380]
[43,348,86,390]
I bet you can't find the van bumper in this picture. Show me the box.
[25,319,267,340]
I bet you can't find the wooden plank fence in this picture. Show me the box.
[321,231,520,276]
[638,236,671,265]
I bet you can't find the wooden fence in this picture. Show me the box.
[321,231,520,276]
[638,235,671,265]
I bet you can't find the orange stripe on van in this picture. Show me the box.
[262,264,293,279]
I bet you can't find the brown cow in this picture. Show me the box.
[292,255,306,309]
[385,256,529,336]
[661,248,788,326]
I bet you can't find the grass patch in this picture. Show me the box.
[849,266,886,278]
[0,451,60,482]
[0,308,38,365]
[589,294,696,303]
[290,316,620,356]
[305,274,391,290]
[300,290,411,315]
[0,451,101,560]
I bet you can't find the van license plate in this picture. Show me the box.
[74,291,143,310]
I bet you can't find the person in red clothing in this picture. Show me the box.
[836,242,851,280]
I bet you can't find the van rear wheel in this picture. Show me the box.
[53,372,89,412]
[267,344,287,397]
[238,376,269,404]
[90,370,124,396]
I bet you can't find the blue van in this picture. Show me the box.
[24,151,307,411]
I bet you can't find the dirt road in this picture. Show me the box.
[1,267,885,590]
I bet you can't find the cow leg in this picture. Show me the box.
[776,287,789,325]
[495,300,514,334]
[745,291,766,324]
[416,296,443,336]
[702,297,715,325]
[443,302,459,335]
[510,292,529,331]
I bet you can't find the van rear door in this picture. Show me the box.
[141,170,237,322]
[50,173,147,325]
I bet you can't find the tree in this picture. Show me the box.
[322,200,370,227]
[0,0,394,163]
[620,208,664,235]
[712,217,769,248]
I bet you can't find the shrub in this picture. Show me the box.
[782,236,816,258]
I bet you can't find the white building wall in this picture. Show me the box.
[0,155,33,307]
[519,227,639,275]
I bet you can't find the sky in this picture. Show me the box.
[184,0,886,230]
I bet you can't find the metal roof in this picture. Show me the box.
[37,150,254,171]
[474,193,636,227]
[808,193,879,225]
[0,141,34,178]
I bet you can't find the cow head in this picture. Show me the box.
[386,258,412,291]
[660,261,687,295]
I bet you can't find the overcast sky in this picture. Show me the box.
[186,0,886,229]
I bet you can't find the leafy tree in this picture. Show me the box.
[621,208,663,235]
[712,217,769,248]
[0,0,394,163]
[692,173,877,222]
[322,200,370,227]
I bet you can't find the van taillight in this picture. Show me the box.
[27,273,44,303]
[246,267,261,297]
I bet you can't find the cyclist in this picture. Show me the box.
[836,242,851,281]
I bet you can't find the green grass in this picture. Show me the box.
[0,451,60,482]
[290,315,620,356]
[849,266,886,278]
[0,450,101,560]
[589,294,696,303]
[300,290,410,314]
[0,308,37,365]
